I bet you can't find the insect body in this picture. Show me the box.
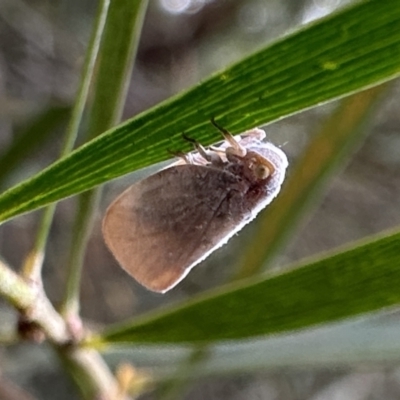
[102,122,288,292]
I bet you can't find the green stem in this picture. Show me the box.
[61,190,100,316]
[22,0,111,282]
[60,0,149,317]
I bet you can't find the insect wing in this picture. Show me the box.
[102,164,248,292]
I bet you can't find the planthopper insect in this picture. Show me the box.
[102,120,288,293]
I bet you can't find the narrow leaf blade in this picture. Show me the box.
[0,0,400,222]
[100,230,400,344]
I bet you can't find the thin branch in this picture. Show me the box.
[0,258,69,344]
[0,258,133,399]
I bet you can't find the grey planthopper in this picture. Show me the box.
[102,120,288,293]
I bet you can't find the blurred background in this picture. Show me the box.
[1,0,400,399]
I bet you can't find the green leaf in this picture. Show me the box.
[103,319,400,376]
[0,0,400,222]
[100,230,400,344]
[84,0,149,139]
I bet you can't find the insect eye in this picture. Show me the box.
[254,164,271,180]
